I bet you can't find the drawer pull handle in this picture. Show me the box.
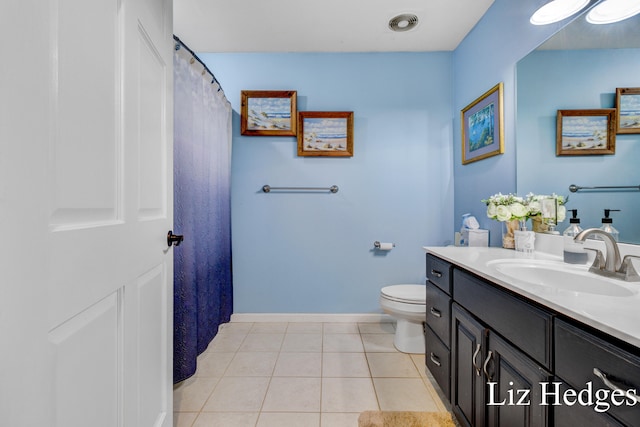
[593,368,639,404]
[430,352,442,367]
[483,350,494,381]
[472,344,481,377]
[430,269,443,278]
[430,307,442,318]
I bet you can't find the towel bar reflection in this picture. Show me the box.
[262,185,339,193]
[569,184,640,193]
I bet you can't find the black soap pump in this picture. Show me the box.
[562,209,587,264]
[599,209,620,242]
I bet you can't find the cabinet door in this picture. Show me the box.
[452,304,487,427]
[485,331,551,427]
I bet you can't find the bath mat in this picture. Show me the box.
[358,410,456,427]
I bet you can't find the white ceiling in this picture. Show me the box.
[173,0,495,53]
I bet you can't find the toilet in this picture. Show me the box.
[379,284,426,353]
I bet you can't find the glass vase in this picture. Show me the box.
[501,219,521,249]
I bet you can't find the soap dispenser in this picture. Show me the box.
[598,209,620,242]
[562,209,587,264]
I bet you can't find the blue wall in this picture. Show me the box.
[517,48,640,243]
[199,53,454,313]
[198,0,595,313]
[452,0,577,246]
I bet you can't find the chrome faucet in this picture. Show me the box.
[574,228,640,281]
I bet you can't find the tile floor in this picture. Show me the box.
[173,321,450,427]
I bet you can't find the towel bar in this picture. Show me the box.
[262,185,339,193]
[569,184,640,193]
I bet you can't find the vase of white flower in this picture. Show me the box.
[482,193,531,249]
[525,193,567,233]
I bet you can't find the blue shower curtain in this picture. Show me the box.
[173,39,233,383]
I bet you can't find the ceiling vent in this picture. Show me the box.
[388,13,419,32]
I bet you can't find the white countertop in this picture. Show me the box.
[423,245,640,349]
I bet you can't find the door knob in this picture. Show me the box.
[167,231,184,247]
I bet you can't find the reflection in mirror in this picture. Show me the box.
[516,9,640,243]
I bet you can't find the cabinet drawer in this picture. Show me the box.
[555,319,640,427]
[554,380,626,427]
[425,325,451,400]
[426,254,452,294]
[426,281,451,347]
[453,269,552,369]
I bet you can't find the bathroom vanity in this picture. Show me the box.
[423,246,640,427]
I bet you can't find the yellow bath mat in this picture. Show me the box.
[358,410,456,427]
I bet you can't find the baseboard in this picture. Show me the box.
[230,313,394,323]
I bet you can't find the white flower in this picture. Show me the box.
[509,202,528,219]
[557,205,566,222]
[487,203,497,218]
[528,200,541,216]
[495,205,512,222]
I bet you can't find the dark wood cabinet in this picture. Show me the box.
[425,252,640,427]
[555,319,640,427]
[426,325,451,399]
[451,304,487,427]
[485,331,551,427]
[425,254,453,400]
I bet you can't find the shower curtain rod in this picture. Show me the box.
[173,35,223,90]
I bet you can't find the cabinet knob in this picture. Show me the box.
[472,344,481,377]
[483,350,494,381]
[430,352,442,367]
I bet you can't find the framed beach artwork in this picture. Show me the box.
[297,112,354,157]
[615,87,640,134]
[461,82,504,165]
[556,109,616,156]
[240,90,297,136]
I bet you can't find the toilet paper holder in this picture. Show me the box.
[374,241,395,250]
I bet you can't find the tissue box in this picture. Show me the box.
[462,229,488,247]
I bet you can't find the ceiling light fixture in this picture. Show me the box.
[388,14,419,32]
[586,0,640,24]
[530,0,590,25]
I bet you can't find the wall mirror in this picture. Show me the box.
[516,5,640,244]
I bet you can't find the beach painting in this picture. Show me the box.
[240,90,297,136]
[297,111,354,157]
[616,88,640,134]
[461,83,504,164]
[556,109,616,156]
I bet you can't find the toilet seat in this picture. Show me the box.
[380,284,426,305]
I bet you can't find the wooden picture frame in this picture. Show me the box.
[297,111,354,157]
[461,82,504,165]
[615,87,640,134]
[556,109,616,156]
[240,90,297,136]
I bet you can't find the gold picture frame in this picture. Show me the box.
[297,111,354,157]
[615,87,640,134]
[240,90,297,136]
[556,109,616,156]
[461,83,504,165]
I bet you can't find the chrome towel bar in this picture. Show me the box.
[262,185,339,193]
[569,184,640,193]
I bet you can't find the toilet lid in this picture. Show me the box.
[380,284,426,304]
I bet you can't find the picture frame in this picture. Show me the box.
[240,90,297,136]
[615,87,640,134]
[297,111,354,157]
[556,109,616,156]
[461,82,504,165]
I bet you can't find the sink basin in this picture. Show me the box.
[486,259,637,297]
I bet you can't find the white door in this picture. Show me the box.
[0,0,173,426]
